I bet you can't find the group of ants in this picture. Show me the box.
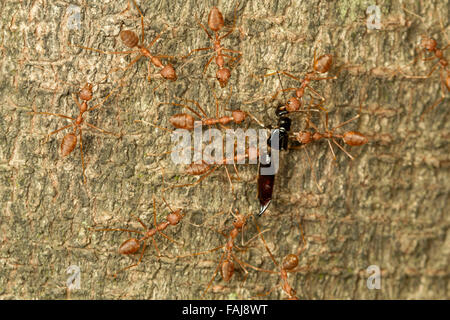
[28,1,448,299]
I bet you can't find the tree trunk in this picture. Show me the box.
[0,0,448,299]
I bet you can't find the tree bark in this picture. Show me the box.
[0,0,448,299]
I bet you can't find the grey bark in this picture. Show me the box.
[0,0,448,299]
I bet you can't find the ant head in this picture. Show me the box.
[208,7,224,32]
[79,83,93,101]
[295,131,312,145]
[216,68,231,87]
[167,209,183,225]
[118,238,140,255]
[282,254,299,271]
[313,54,333,73]
[120,30,139,48]
[231,110,246,123]
[160,64,177,81]
[286,97,301,112]
[420,36,437,51]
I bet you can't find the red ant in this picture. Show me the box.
[177,209,263,297]
[291,105,368,161]
[399,6,449,117]
[183,4,242,87]
[160,86,249,130]
[71,0,177,83]
[243,220,309,299]
[29,82,120,183]
[263,48,345,112]
[91,194,184,277]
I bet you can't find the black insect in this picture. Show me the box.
[257,104,292,216]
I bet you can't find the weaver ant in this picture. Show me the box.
[262,48,346,111]
[177,208,265,297]
[71,0,177,84]
[91,194,184,277]
[158,85,255,132]
[29,82,120,183]
[243,220,308,299]
[399,6,449,117]
[291,107,368,161]
[183,4,242,87]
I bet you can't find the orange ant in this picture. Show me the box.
[177,209,263,297]
[159,86,249,130]
[71,0,177,83]
[291,104,368,161]
[399,6,449,117]
[243,220,309,299]
[30,82,120,183]
[263,49,345,112]
[91,194,184,277]
[183,4,242,87]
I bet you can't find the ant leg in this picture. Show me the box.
[331,114,360,131]
[332,138,354,160]
[254,221,279,268]
[44,124,73,141]
[30,111,74,121]
[148,25,169,48]
[84,122,118,136]
[88,84,123,112]
[69,43,138,55]
[135,119,174,133]
[195,15,213,40]
[131,0,145,44]
[327,139,337,160]
[79,130,86,184]
[270,87,297,101]
[183,47,213,59]
[223,166,235,194]
[400,62,440,79]
[202,55,215,75]
[173,97,209,118]
[264,70,302,82]
[166,165,219,190]
[219,2,239,41]
[203,252,227,296]
[222,48,242,54]
[91,227,144,234]
[159,101,204,119]
[420,96,444,120]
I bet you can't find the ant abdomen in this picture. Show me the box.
[221,260,234,282]
[342,131,368,146]
[170,113,195,130]
[118,238,140,255]
[60,133,77,157]
[160,64,177,81]
[314,54,333,73]
[208,7,225,32]
[120,30,139,48]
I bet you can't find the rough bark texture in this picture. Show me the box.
[0,0,448,299]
